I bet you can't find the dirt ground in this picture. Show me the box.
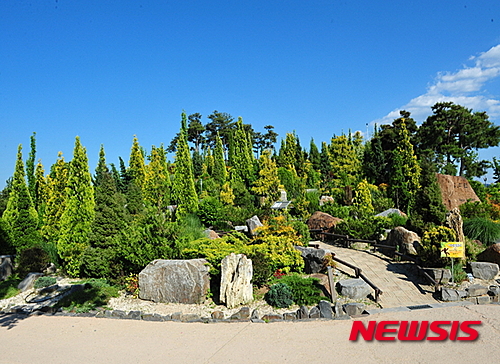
[1,304,499,364]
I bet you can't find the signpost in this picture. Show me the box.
[440,241,465,284]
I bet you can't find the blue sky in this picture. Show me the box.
[2,0,500,188]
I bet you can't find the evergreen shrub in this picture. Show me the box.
[463,217,500,246]
[274,273,324,306]
[55,278,119,313]
[265,282,294,308]
[34,276,57,289]
[16,246,50,277]
[420,226,456,266]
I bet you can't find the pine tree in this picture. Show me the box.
[34,161,48,222]
[94,144,108,188]
[352,179,374,218]
[329,134,361,187]
[252,150,282,207]
[309,138,321,171]
[228,117,253,184]
[363,126,387,185]
[2,145,41,254]
[57,137,95,276]
[172,113,199,218]
[41,152,68,245]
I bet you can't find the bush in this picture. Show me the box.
[247,250,273,287]
[334,216,390,241]
[197,197,223,228]
[274,273,325,306]
[445,261,467,283]
[320,202,351,219]
[34,276,57,289]
[386,213,408,229]
[465,238,483,262]
[460,200,495,220]
[16,246,51,277]
[420,226,457,266]
[463,217,500,246]
[0,274,21,300]
[55,278,119,313]
[265,282,294,308]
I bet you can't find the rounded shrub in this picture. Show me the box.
[265,282,294,308]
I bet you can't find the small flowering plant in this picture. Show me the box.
[273,269,285,279]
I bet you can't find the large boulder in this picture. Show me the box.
[477,243,500,267]
[0,256,14,281]
[337,278,372,300]
[220,253,253,308]
[294,246,330,273]
[446,208,465,243]
[17,272,43,292]
[139,259,210,304]
[470,262,499,281]
[436,174,480,210]
[307,211,343,233]
[385,226,421,255]
[375,209,407,218]
[246,215,263,236]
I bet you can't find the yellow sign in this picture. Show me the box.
[440,241,464,258]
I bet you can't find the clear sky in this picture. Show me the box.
[2,0,500,188]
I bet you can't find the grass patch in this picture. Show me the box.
[0,275,22,300]
[54,278,119,313]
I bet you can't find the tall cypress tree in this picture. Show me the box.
[144,145,171,210]
[34,161,48,222]
[252,149,281,207]
[2,145,41,254]
[228,117,253,185]
[213,133,227,186]
[41,152,68,245]
[172,113,199,218]
[57,137,95,276]
[26,132,37,201]
[309,138,321,171]
[128,136,146,189]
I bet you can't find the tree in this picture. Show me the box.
[252,150,282,207]
[187,113,205,152]
[128,136,146,188]
[144,145,171,211]
[26,132,36,201]
[309,138,321,171]
[57,137,95,276]
[352,179,374,218]
[205,110,235,150]
[172,113,199,218]
[2,145,41,254]
[228,117,254,185]
[389,120,421,214]
[34,161,48,221]
[41,152,68,245]
[417,102,500,177]
[363,126,387,185]
[329,134,361,187]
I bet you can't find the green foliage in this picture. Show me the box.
[320,202,351,219]
[304,189,320,214]
[124,274,139,298]
[34,276,57,289]
[247,249,273,287]
[444,261,467,283]
[469,180,487,202]
[334,216,390,240]
[198,197,224,227]
[0,275,21,300]
[463,217,500,246]
[273,273,324,306]
[57,137,95,277]
[265,282,294,308]
[465,238,484,262]
[0,218,14,255]
[17,246,50,277]
[252,150,281,208]
[352,179,374,218]
[460,200,498,220]
[55,279,119,313]
[386,213,408,229]
[420,226,457,266]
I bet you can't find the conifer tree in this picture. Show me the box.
[213,133,227,186]
[94,144,107,188]
[352,179,374,218]
[172,113,199,218]
[2,145,41,254]
[252,150,281,207]
[26,132,36,200]
[128,136,146,189]
[363,126,387,185]
[228,117,253,184]
[389,120,421,214]
[58,137,95,276]
[309,138,321,171]
[34,161,48,221]
[144,145,171,210]
[329,134,361,187]
[41,152,68,245]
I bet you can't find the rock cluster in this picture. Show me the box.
[440,283,499,304]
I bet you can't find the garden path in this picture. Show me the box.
[315,241,439,308]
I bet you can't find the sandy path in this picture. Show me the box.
[1,304,499,364]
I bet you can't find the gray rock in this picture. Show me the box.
[230,307,251,320]
[375,209,407,218]
[342,302,365,316]
[334,302,347,317]
[17,273,43,292]
[337,279,372,300]
[424,268,452,284]
[126,311,142,320]
[251,309,260,320]
[470,262,499,281]
[318,300,333,319]
[171,312,182,321]
[294,247,329,274]
[283,312,296,320]
[446,208,465,243]
[219,253,253,308]
[111,310,126,319]
[142,313,164,321]
[44,263,57,275]
[261,313,283,322]
[385,226,421,256]
[441,288,461,301]
[309,306,321,319]
[467,284,489,297]
[297,305,309,319]
[139,259,210,304]
[181,313,200,322]
[251,319,265,323]
[0,256,14,281]
[246,215,263,236]
[488,285,500,296]
[211,311,225,320]
[477,296,491,305]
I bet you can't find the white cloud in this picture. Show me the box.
[375,44,500,126]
